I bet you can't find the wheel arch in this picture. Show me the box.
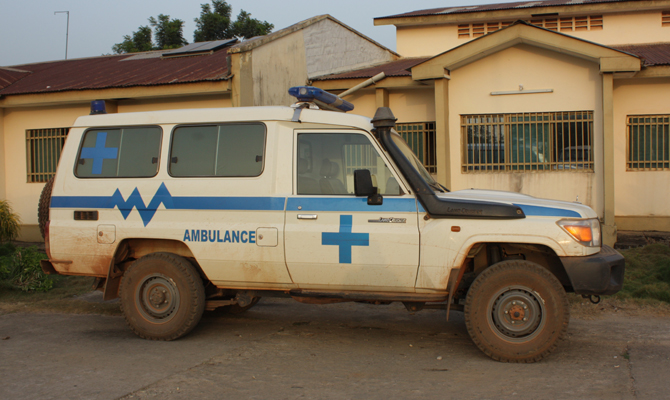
[102,238,206,301]
[451,239,573,301]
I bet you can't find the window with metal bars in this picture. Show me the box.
[627,115,670,171]
[663,11,670,26]
[26,128,69,183]
[457,15,602,38]
[461,111,594,172]
[395,122,437,173]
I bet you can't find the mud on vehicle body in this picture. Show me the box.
[40,90,624,362]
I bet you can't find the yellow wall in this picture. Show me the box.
[448,44,604,215]
[0,108,5,199]
[117,94,231,113]
[612,78,670,224]
[396,11,668,57]
[389,88,436,123]
[397,25,459,57]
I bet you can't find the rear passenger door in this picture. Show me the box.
[284,130,420,291]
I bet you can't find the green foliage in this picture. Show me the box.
[113,2,274,53]
[0,246,52,292]
[194,1,273,42]
[113,14,188,54]
[112,26,153,54]
[231,10,274,39]
[150,14,188,50]
[617,243,670,303]
[0,200,21,243]
[194,1,233,42]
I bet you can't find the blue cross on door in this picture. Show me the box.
[80,132,118,175]
[322,215,369,264]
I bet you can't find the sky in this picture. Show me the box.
[0,0,502,67]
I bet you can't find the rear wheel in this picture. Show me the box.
[120,252,205,340]
[38,176,54,239]
[464,260,569,362]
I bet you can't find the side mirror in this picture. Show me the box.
[354,169,383,205]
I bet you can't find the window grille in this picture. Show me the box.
[663,11,670,26]
[626,115,670,171]
[26,128,69,183]
[457,16,602,38]
[396,122,437,173]
[461,111,594,172]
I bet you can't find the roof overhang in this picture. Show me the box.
[0,80,231,108]
[374,0,670,27]
[411,22,641,81]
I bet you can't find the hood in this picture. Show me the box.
[436,189,597,219]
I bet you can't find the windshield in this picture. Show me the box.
[389,130,440,188]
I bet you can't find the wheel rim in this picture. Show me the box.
[487,285,545,343]
[135,273,180,323]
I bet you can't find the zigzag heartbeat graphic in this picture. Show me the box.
[49,183,287,227]
[111,182,174,226]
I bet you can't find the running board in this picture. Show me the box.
[289,289,448,303]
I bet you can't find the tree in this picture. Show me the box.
[0,200,20,243]
[112,26,153,54]
[194,1,233,42]
[113,14,187,54]
[232,10,274,39]
[150,14,188,50]
[194,1,273,42]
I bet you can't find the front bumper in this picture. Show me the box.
[560,245,625,295]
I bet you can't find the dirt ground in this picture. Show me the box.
[1,296,669,400]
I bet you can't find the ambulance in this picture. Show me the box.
[40,87,624,362]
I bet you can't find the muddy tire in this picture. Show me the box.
[464,260,569,363]
[120,252,205,340]
[38,176,54,239]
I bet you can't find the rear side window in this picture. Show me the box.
[169,123,265,177]
[75,127,162,178]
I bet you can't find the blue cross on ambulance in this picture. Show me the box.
[39,87,624,362]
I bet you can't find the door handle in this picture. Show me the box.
[297,214,318,220]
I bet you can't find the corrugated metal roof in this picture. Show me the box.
[0,67,30,90]
[376,0,631,21]
[314,58,429,80]
[612,43,670,66]
[0,45,231,97]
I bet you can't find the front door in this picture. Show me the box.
[284,130,420,291]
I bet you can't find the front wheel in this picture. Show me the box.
[120,252,205,340]
[464,260,569,362]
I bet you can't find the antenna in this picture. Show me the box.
[54,11,69,59]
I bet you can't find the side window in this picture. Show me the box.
[76,127,161,178]
[297,132,400,196]
[170,123,265,177]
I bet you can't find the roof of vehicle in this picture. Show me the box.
[72,106,374,131]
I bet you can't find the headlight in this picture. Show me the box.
[557,218,601,247]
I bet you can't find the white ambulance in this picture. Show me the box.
[40,87,624,362]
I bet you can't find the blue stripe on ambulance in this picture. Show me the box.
[50,183,418,226]
[513,203,581,218]
[286,197,417,212]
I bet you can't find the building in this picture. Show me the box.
[313,0,670,245]
[0,15,397,241]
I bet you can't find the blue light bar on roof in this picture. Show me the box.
[288,86,354,112]
[90,100,107,115]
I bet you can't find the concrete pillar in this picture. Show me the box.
[376,88,389,108]
[434,78,451,189]
[230,52,254,107]
[602,72,617,246]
